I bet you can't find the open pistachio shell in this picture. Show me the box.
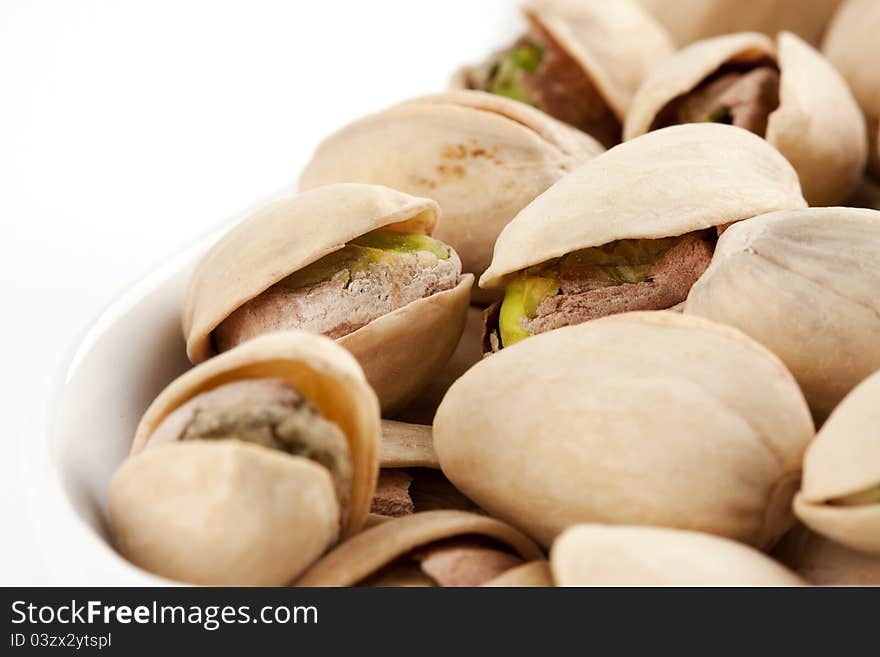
[552,524,805,586]
[684,207,880,423]
[794,370,880,554]
[111,441,340,586]
[625,31,867,206]
[823,0,880,179]
[520,0,674,121]
[183,183,473,414]
[299,92,601,302]
[482,560,554,587]
[129,331,380,537]
[774,524,880,586]
[636,0,843,46]
[480,123,806,289]
[434,312,814,549]
[295,510,544,587]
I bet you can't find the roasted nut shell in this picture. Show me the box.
[636,0,843,46]
[183,183,474,414]
[295,510,544,587]
[299,92,602,302]
[794,370,880,554]
[434,312,814,549]
[552,524,805,586]
[480,123,806,290]
[625,31,867,206]
[684,207,880,422]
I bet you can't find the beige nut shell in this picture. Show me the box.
[433,312,814,549]
[183,183,473,414]
[684,207,880,423]
[129,330,380,538]
[299,92,602,297]
[520,0,674,120]
[625,31,868,206]
[110,440,340,586]
[295,510,545,587]
[636,0,843,46]
[794,369,880,554]
[480,123,806,289]
[551,524,805,586]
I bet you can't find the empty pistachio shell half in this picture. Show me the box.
[636,0,843,46]
[454,0,673,146]
[299,92,601,303]
[774,524,880,586]
[822,0,880,179]
[479,123,805,351]
[434,312,814,549]
[793,370,880,554]
[684,207,880,423]
[183,183,473,414]
[295,510,544,587]
[625,31,867,206]
[110,331,381,585]
[551,525,805,586]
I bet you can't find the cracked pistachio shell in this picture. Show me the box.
[684,207,880,423]
[774,524,880,586]
[552,525,805,586]
[434,312,814,549]
[625,32,867,206]
[823,0,880,179]
[295,510,544,587]
[299,92,602,300]
[183,183,474,414]
[794,370,880,554]
[111,332,381,585]
[636,0,843,46]
[480,123,806,289]
[518,0,674,120]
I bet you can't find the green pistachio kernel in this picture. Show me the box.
[499,275,560,348]
[283,229,448,289]
[488,42,544,105]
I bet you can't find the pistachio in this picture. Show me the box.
[434,312,814,549]
[455,0,673,147]
[636,0,844,46]
[299,92,602,304]
[480,124,806,351]
[625,31,867,206]
[295,511,544,587]
[684,207,880,423]
[481,560,554,587]
[773,524,880,586]
[111,331,381,586]
[551,525,805,586]
[794,369,880,554]
[184,183,474,414]
[822,0,880,180]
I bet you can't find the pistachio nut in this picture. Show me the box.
[373,420,478,519]
[296,510,544,587]
[551,524,805,586]
[773,523,880,586]
[453,0,673,147]
[822,0,880,179]
[434,312,814,549]
[299,93,602,303]
[479,123,806,353]
[636,0,844,46]
[684,207,880,422]
[625,31,867,206]
[793,370,880,554]
[482,560,554,587]
[110,331,381,585]
[183,183,474,414]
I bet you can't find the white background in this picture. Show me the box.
[0,0,519,585]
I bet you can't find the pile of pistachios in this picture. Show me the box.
[108,0,880,587]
